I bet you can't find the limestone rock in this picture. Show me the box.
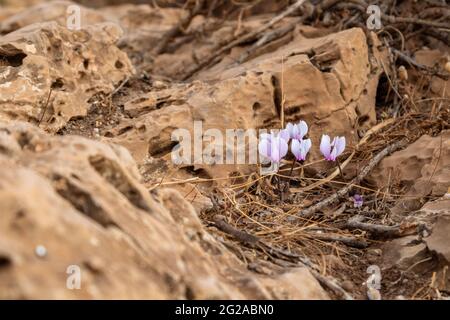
[0,1,110,35]
[107,28,384,183]
[0,21,133,132]
[381,235,429,271]
[0,121,328,299]
[0,0,189,72]
[425,215,450,264]
[420,197,450,265]
[370,131,450,215]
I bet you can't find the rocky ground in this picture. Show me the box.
[0,0,449,300]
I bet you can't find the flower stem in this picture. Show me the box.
[336,159,345,180]
[289,158,297,176]
[277,175,283,201]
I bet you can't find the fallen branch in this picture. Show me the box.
[346,215,422,239]
[346,216,402,238]
[153,0,206,55]
[296,139,408,219]
[181,0,307,80]
[306,232,368,248]
[425,29,450,46]
[381,13,450,30]
[213,214,259,246]
[391,48,449,80]
[308,269,354,300]
[212,214,353,300]
[330,0,450,30]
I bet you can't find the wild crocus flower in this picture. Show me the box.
[320,134,346,161]
[286,121,308,140]
[258,132,288,163]
[291,138,312,161]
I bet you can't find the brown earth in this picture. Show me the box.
[0,0,449,300]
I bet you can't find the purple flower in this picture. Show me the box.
[353,194,363,208]
[320,135,346,161]
[286,121,308,140]
[259,132,288,163]
[291,138,312,161]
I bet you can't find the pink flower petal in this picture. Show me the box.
[334,136,346,157]
[320,135,331,159]
[277,136,289,159]
[291,139,301,160]
[298,121,308,139]
[302,138,312,156]
[286,123,294,137]
[258,138,271,159]
[279,128,290,142]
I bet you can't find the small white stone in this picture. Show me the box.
[152,80,166,89]
[25,44,37,54]
[35,245,47,258]
[445,61,450,73]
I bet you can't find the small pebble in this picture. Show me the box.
[445,61,450,73]
[368,248,382,256]
[398,65,408,81]
[153,80,166,89]
[93,128,100,138]
[35,245,47,258]
[341,280,355,292]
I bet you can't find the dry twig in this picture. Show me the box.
[181,0,307,79]
[346,215,421,239]
[296,139,409,219]
[38,88,53,127]
[153,0,206,55]
[212,214,353,300]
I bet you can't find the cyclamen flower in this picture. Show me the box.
[258,132,289,163]
[320,135,346,161]
[291,138,312,161]
[353,194,363,208]
[278,128,291,142]
[286,121,308,140]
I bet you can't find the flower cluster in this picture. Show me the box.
[258,120,346,166]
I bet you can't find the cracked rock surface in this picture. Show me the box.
[0,121,329,299]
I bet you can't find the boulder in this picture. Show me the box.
[381,235,429,271]
[106,28,386,183]
[370,131,450,215]
[0,121,328,299]
[0,1,110,35]
[0,21,133,132]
